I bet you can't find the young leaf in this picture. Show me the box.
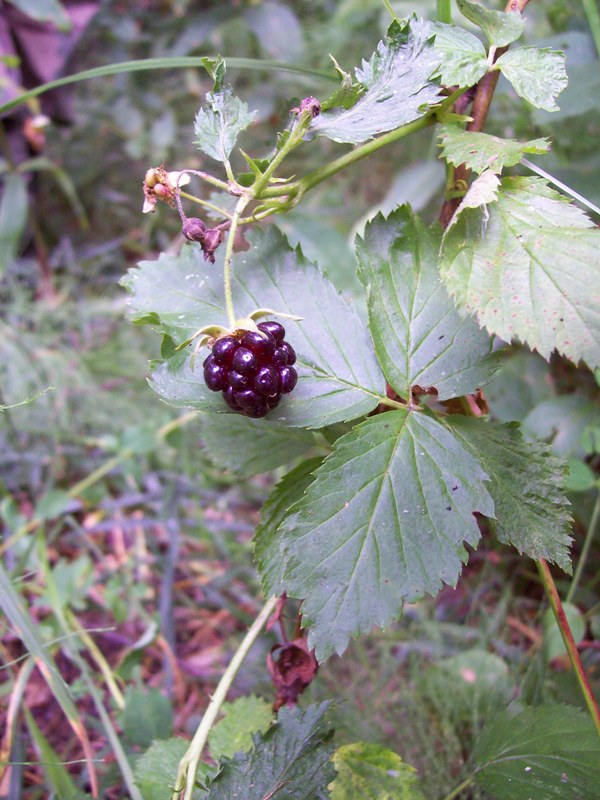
[440,176,600,370]
[255,457,323,595]
[126,227,386,428]
[206,703,335,800]
[448,417,572,573]
[456,0,525,47]
[310,17,443,144]
[194,88,256,163]
[495,47,568,112]
[330,742,425,800]
[198,414,318,476]
[472,705,600,799]
[431,23,488,88]
[208,696,273,761]
[134,738,212,800]
[356,207,497,401]
[279,410,494,660]
[121,687,172,748]
[438,123,550,174]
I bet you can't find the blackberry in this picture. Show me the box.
[202,322,298,418]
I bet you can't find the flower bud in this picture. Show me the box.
[182,217,206,242]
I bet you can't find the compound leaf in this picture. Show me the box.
[124,227,386,429]
[199,414,318,476]
[448,417,572,572]
[356,207,497,401]
[330,742,425,800]
[431,23,488,87]
[255,457,323,595]
[438,124,550,174]
[457,0,524,47]
[440,177,600,370]
[472,705,600,799]
[311,17,442,144]
[279,410,494,660]
[194,88,256,162]
[206,703,335,800]
[496,47,568,112]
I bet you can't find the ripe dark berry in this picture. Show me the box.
[258,320,285,345]
[228,370,250,390]
[279,365,298,394]
[254,365,280,397]
[204,322,297,418]
[272,347,288,366]
[241,330,276,361]
[204,360,228,391]
[212,336,238,366]
[232,347,259,375]
[281,341,296,366]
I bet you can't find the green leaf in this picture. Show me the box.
[321,57,363,112]
[310,17,443,144]
[279,410,494,659]
[496,47,568,112]
[330,742,425,800]
[565,459,596,492]
[5,0,71,31]
[523,395,600,458]
[193,88,256,163]
[438,124,550,174]
[134,738,211,800]
[122,687,172,748]
[356,207,496,402]
[255,457,323,595]
[456,0,524,47]
[448,418,572,573]
[125,227,386,429]
[543,603,585,662]
[206,703,335,800]
[0,173,28,275]
[472,704,600,799]
[35,489,71,522]
[440,177,600,370]
[208,696,273,761]
[431,23,488,87]
[198,414,318,476]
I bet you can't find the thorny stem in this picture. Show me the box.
[223,195,251,328]
[172,596,279,800]
[439,0,532,226]
[537,558,600,739]
[566,490,600,604]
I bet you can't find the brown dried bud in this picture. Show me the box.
[182,217,207,242]
[201,227,224,264]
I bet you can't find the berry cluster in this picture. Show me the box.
[203,321,298,418]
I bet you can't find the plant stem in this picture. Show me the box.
[437,0,452,23]
[223,195,250,328]
[173,595,278,800]
[566,491,600,604]
[381,0,398,20]
[521,158,600,218]
[582,0,600,59]
[179,190,233,219]
[441,774,475,800]
[536,558,600,738]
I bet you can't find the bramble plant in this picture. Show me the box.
[117,0,600,796]
[3,0,600,798]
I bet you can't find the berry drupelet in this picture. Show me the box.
[203,321,297,418]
